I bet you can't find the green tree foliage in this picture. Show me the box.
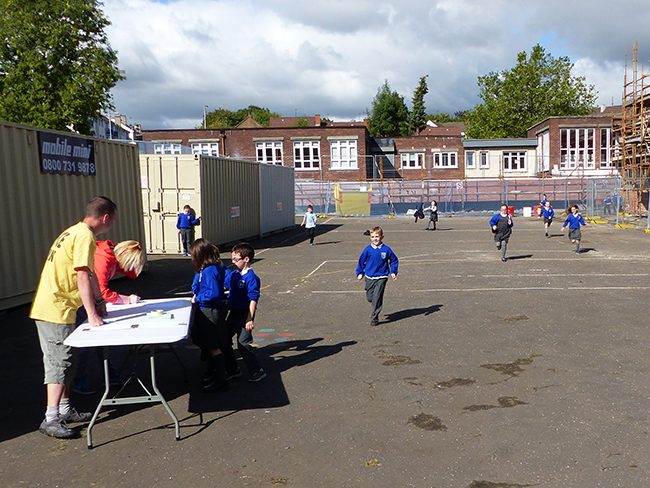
[407,75,428,135]
[367,80,409,137]
[466,44,597,139]
[204,105,280,128]
[0,0,124,134]
[291,116,310,127]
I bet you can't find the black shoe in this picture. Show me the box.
[225,368,243,380]
[363,230,370,236]
[501,257,507,262]
[370,320,379,326]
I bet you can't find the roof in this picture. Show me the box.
[463,138,537,148]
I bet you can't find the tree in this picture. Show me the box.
[204,105,280,128]
[0,0,124,135]
[465,44,597,139]
[407,75,428,135]
[367,80,409,137]
[291,116,310,127]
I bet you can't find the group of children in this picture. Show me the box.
[189,239,266,392]
[491,195,588,261]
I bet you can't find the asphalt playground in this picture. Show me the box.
[2,213,650,488]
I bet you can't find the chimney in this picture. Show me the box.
[315,114,321,126]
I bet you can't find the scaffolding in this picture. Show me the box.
[618,41,650,216]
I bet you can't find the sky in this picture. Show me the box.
[102,0,650,130]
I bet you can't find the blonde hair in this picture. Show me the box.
[114,240,144,276]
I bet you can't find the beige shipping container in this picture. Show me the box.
[0,120,146,311]
[140,154,295,253]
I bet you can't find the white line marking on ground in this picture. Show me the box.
[307,261,329,277]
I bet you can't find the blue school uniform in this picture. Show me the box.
[563,213,586,229]
[542,207,554,219]
[356,243,399,278]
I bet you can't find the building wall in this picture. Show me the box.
[394,127,464,180]
[527,116,616,175]
[464,147,537,178]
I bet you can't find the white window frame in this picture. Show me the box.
[600,128,612,168]
[503,151,526,171]
[560,128,595,169]
[400,152,424,169]
[433,152,458,168]
[154,143,181,155]
[293,140,320,170]
[466,151,475,169]
[191,142,219,156]
[330,139,358,169]
[256,141,283,165]
[479,151,489,169]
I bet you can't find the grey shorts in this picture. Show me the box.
[35,321,77,385]
[568,227,582,241]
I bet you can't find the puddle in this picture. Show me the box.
[408,413,447,431]
[464,396,528,412]
[467,482,532,488]
[504,315,529,322]
[480,354,540,377]
[436,378,476,389]
[374,350,421,366]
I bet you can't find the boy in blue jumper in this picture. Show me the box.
[356,227,399,326]
[490,204,513,262]
[541,201,554,237]
[225,242,266,382]
[562,205,587,254]
[177,205,201,256]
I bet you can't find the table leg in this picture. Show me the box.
[87,347,111,449]
[149,345,181,440]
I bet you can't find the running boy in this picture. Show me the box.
[301,205,317,245]
[356,226,399,326]
[489,204,513,262]
[562,205,587,254]
[541,201,554,238]
[225,242,266,382]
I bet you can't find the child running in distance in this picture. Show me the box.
[489,204,513,262]
[301,205,317,245]
[562,205,587,254]
[541,201,554,238]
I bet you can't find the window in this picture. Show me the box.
[256,141,283,165]
[401,152,424,169]
[479,151,489,169]
[293,140,320,170]
[600,128,612,168]
[433,152,457,168]
[154,143,181,155]
[191,142,219,156]
[503,151,526,171]
[330,139,357,169]
[560,128,595,169]
[466,151,475,168]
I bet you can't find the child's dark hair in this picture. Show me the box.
[189,238,221,271]
[232,242,255,261]
[307,205,313,210]
[87,196,117,218]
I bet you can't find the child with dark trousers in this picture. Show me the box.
[225,242,266,382]
[490,204,513,262]
[541,201,554,238]
[177,205,201,256]
[189,238,237,392]
[356,226,399,326]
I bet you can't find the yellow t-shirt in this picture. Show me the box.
[30,222,97,324]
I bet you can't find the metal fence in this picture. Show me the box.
[296,177,627,218]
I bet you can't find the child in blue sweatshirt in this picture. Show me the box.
[225,242,266,382]
[177,205,201,256]
[189,238,235,392]
[562,205,587,254]
[541,201,554,238]
[356,226,399,326]
[489,204,513,262]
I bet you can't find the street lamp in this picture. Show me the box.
[203,105,209,129]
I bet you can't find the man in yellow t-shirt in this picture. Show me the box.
[30,197,117,439]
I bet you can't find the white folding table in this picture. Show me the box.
[64,298,192,448]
